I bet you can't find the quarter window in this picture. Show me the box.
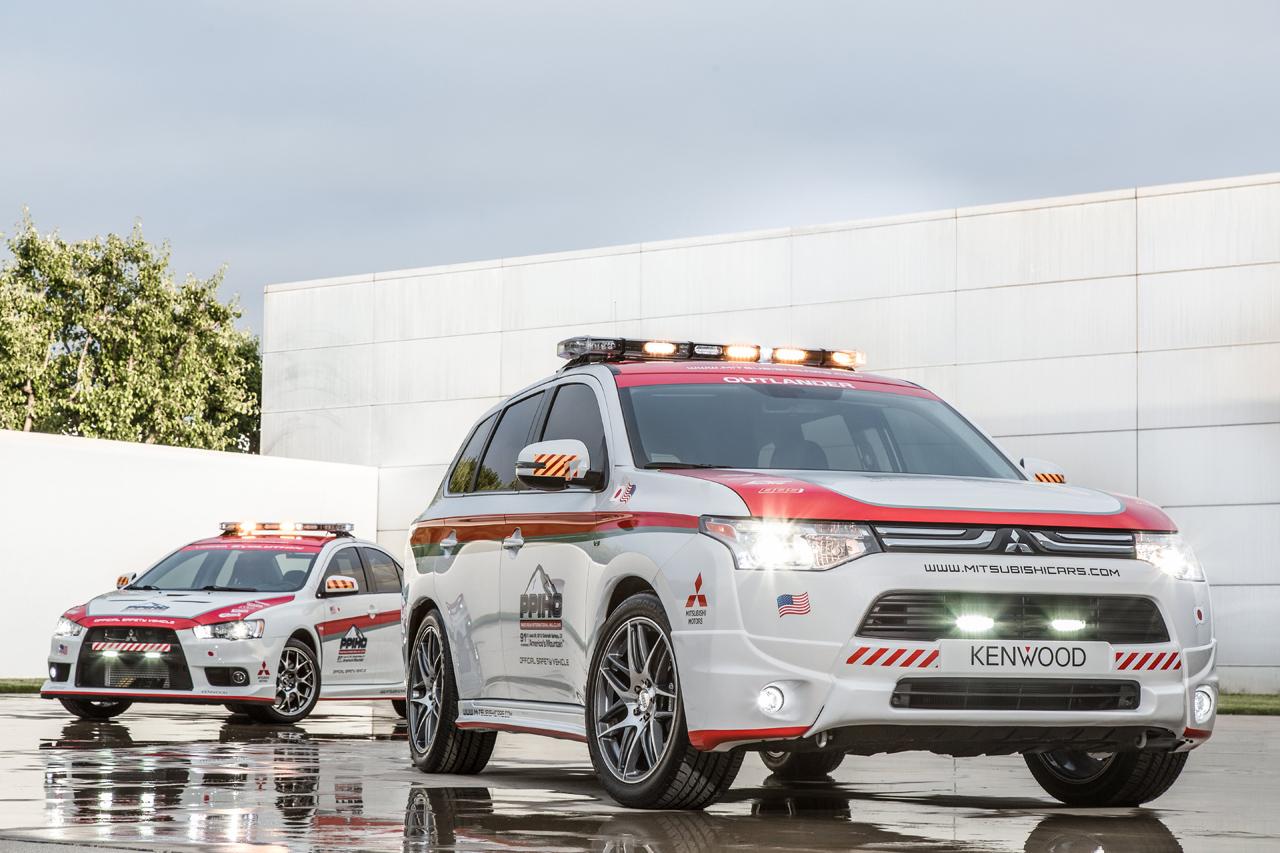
[474,392,545,492]
[540,383,607,479]
[447,414,496,494]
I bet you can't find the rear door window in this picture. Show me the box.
[361,548,403,594]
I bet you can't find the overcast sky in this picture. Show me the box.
[2,1,1278,335]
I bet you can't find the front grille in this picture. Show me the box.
[859,592,1169,643]
[891,677,1140,712]
[874,525,1135,558]
[77,628,192,691]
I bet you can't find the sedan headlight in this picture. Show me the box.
[701,517,879,571]
[1135,533,1205,581]
[193,619,265,641]
[53,618,83,638]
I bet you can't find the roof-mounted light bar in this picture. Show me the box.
[220,521,354,538]
[557,336,864,370]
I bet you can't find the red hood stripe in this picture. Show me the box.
[674,470,1176,531]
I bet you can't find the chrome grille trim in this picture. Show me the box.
[872,525,1136,558]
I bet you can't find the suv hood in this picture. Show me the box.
[674,470,1175,531]
[66,590,295,628]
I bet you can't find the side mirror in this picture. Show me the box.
[323,575,360,596]
[516,439,594,490]
[1021,457,1067,484]
[116,573,135,590]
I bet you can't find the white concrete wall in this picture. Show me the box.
[0,430,378,677]
[261,171,1280,692]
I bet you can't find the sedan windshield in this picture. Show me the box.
[619,382,1022,480]
[131,546,319,592]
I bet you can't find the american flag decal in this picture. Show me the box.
[776,592,810,617]
[612,482,637,504]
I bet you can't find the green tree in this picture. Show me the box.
[0,214,260,451]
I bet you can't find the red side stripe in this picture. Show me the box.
[900,649,924,668]
[1119,652,1138,670]
[864,647,888,665]
[918,649,939,668]
[846,646,869,664]
[1147,652,1166,670]
[1162,654,1178,670]
[881,648,906,666]
[1174,657,1182,670]
[1134,652,1153,670]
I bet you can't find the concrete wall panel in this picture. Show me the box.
[639,237,789,318]
[1139,424,1280,507]
[1168,504,1280,587]
[792,291,955,370]
[372,333,502,405]
[1138,264,1280,352]
[1138,344,1280,430]
[957,199,1136,290]
[1138,180,1280,273]
[370,397,500,469]
[955,354,1136,437]
[791,217,955,305]
[372,268,503,342]
[263,282,375,353]
[994,431,1137,496]
[502,251,641,330]
[378,464,447,532]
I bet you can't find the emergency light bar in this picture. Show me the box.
[557,336,865,370]
[220,521,354,537]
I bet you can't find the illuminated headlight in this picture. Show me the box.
[53,618,83,638]
[192,619,265,641]
[1194,686,1215,724]
[1051,618,1087,632]
[1135,533,1205,581]
[701,517,879,571]
[955,614,994,633]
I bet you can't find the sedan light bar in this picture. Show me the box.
[558,336,865,370]
[220,521,354,538]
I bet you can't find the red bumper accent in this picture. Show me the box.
[41,689,274,703]
[1183,726,1213,742]
[687,726,810,750]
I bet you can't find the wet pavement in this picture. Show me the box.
[0,696,1276,851]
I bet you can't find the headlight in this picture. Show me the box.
[701,517,879,571]
[53,618,83,638]
[192,619,265,641]
[1135,533,1205,581]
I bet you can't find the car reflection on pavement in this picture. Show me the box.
[30,717,1189,853]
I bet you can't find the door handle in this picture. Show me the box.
[503,528,525,553]
[440,530,458,554]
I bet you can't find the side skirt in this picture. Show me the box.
[455,699,587,743]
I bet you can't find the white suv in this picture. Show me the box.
[43,522,407,723]
[402,336,1217,810]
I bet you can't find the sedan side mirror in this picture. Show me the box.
[323,575,360,596]
[1021,457,1067,484]
[116,573,135,589]
[516,439,594,490]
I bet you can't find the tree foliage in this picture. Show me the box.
[0,214,260,451]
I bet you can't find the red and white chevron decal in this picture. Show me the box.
[1114,650,1181,671]
[847,646,939,668]
[91,642,171,653]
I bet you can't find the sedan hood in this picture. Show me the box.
[67,590,295,628]
[673,470,1175,530]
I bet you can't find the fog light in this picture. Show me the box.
[1051,618,1086,632]
[757,685,785,715]
[1194,686,1215,724]
[102,650,119,658]
[955,614,994,633]
[144,651,161,659]
[49,665,58,679]
[231,669,249,686]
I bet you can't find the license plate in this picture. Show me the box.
[939,640,1112,675]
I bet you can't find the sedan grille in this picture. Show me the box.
[891,677,1140,712]
[858,592,1169,643]
[77,628,193,691]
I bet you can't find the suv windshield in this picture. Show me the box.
[619,382,1021,480]
[131,546,320,592]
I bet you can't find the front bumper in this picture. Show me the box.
[667,543,1218,752]
[41,632,286,705]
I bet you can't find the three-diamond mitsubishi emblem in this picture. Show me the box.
[1003,529,1035,554]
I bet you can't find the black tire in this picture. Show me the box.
[391,699,408,718]
[760,749,845,780]
[58,697,132,720]
[1025,749,1189,806]
[408,609,496,774]
[243,638,321,724]
[585,592,743,810]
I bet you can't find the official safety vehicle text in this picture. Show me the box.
[42,522,407,723]
[401,336,1217,810]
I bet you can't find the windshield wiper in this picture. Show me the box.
[641,462,725,470]
[129,585,160,590]
[199,585,254,592]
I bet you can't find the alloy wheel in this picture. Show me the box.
[273,646,316,715]
[409,623,445,755]
[592,615,679,783]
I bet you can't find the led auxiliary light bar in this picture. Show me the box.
[220,521,354,537]
[557,336,866,370]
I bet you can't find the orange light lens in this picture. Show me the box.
[772,347,809,363]
[642,340,678,356]
[724,344,761,361]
